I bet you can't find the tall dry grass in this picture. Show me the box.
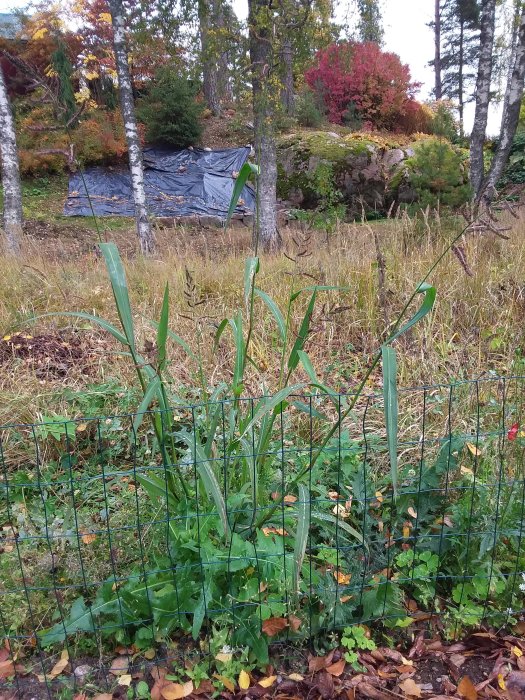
[0,210,523,424]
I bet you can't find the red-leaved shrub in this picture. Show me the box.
[305,41,423,132]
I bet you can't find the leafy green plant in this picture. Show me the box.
[341,625,376,668]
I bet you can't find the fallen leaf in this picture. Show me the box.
[326,658,346,677]
[407,507,417,518]
[399,678,422,697]
[508,423,520,441]
[334,569,351,585]
[403,524,411,538]
[340,595,353,603]
[466,443,481,457]
[81,532,97,544]
[288,614,302,632]
[213,674,235,692]
[262,616,288,636]
[284,494,297,503]
[259,675,277,688]
[161,680,194,699]
[262,526,288,537]
[0,660,14,679]
[458,675,478,700]
[214,652,233,663]
[513,646,523,658]
[309,651,334,673]
[118,674,132,686]
[109,655,129,676]
[239,669,250,689]
[498,673,506,690]
[93,695,113,700]
[288,672,304,681]
[143,648,156,660]
[375,490,384,503]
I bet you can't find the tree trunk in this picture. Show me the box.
[458,20,464,137]
[434,0,442,99]
[482,5,525,201]
[470,0,496,198]
[198,0,221,116]
[248,0,280,253]
[281,36,294,114]
[0,62,22,255]
[108,0,154,255]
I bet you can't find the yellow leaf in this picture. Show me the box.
[143,648,155,660]
[118,674,132,686]
[48,654,68,680]
[375,490,384,503]
[498,673,506,690]
[214,652,232,663]
[160,680,194,699]
[399,677,422,697]
[3,335,11,341]
[403,525,411,538]
[258,675,276,688]
[466,443,481,457]
[512,646,523,658]
[334,569,351,585]
[238,670,250,690]
[283,494,297,503]
[288,673,304,681]
[98,12,112,23]
[77,423,88,432]
[460,466,474,476]
[81,532,97,544]
[32,27,48,40]
[213,674,235,692]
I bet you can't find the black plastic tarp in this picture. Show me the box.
[63,146,256,219]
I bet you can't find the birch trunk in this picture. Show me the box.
[434,0,442,99]
[249,0,281,253]
[108,0,154,255]
[470,0,496,198]
[458,21,464,137]
[0,62,22,255]
[482,5,525,201]
[198,0,222,116]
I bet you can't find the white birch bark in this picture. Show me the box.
[0,62,22,255]
[470,0,497,198]
[482,5,525,200]
[108,0,155,255]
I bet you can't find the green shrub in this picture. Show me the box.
[499,129,525,186]
[137,67,203,148]
[295,87,324,128]
[406,138,471,209]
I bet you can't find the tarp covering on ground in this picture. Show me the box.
[63,146,256,219]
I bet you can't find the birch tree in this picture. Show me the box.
[470,0,497,198]
[433,0,442,99]
[248,0,280,252]
[481,3,525,201]
[108,0,155,255]
[0,62,22,255]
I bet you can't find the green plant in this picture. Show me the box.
[341,625,376,668]
[137,67,203,148]
[295,87,324,128]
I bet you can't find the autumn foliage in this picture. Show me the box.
[305,41,427,133]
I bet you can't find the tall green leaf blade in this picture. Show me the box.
[254,288,286,341]
[225,161,259,229]
[149,321,197,362]
[157,283,169,372]
[292,483,310,594]
[213,319,229,353]
[288,291,317,371]
[244,257,259,308]
[133,376,161,434]
[310,511,365,548]
[382,345,398,497]
[240,383,306,438]
[99,242,136,352]
[229,312,245,395]
[386,283,436,345]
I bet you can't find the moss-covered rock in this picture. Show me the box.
[276,130,470,216]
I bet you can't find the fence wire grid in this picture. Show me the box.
[1,375,525,696]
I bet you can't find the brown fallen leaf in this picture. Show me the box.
[193,679,214,695]
[0,660,14,679]
[262,616,288,636]
[507,671,525,700]
[288,614,302,632]
[326,658,346,677]
[262,526,288,537]
[316,670,335,699]
[399,677,422,697]
[283,494,297,503]
[258,675,277,688]
[213,674,235,692]
[93,695,113,700]
[160,680,194,699]
[458,675,478,700]
[356,682,391,700]
[309,650,335,673]
[109,655,129,676]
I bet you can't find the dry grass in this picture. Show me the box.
[0,208,524,425]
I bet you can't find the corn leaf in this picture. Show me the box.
[244,257,259,308]
[382,345,398,497]
[386,283,436,345]
[33,311,128,346]
[293,483,310,594]
[288,291,316,371]
[240,384,306,438]
[311,511,365,547]
[133,376,161,434]
[156,284,169,372]
[254,288,286,341]
[225,161,259,229]
[99,242,136,352]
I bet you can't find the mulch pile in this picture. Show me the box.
[3,628,525,699]
[0,331,105,379]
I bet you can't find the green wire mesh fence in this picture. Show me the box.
[1,375,525,697]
